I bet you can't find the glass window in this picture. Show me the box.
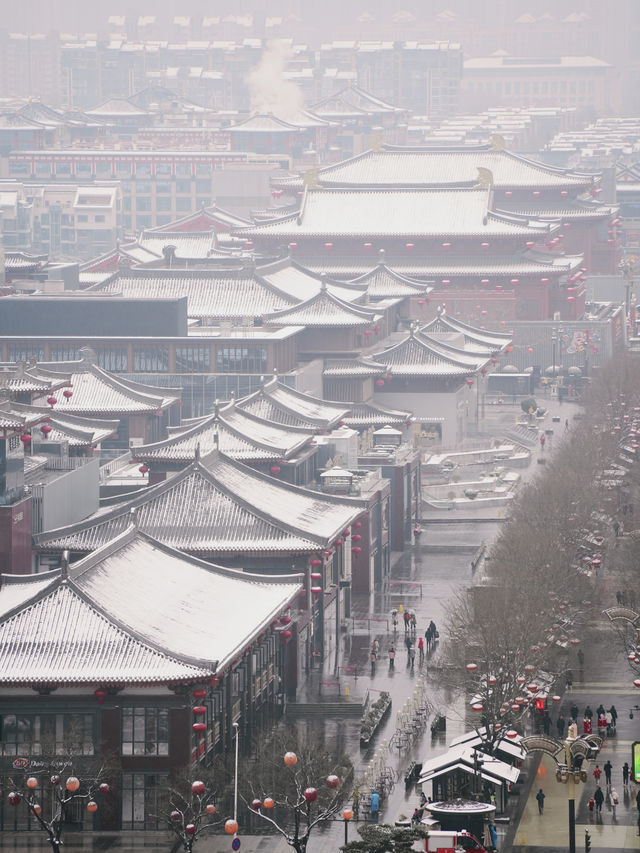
[195,163,211,176]
[49,345,82,361]
[95,161,111,175]
[77,214,88,223]
[121,773,168,830]
[95,214,106,223]
[175,179,192,194]
[156,197,172,211]
[135,163,152,177]
[155,163,171,176]
[123,197,131,211]
[156,182,171,194]
[135,181,152,195]
[115,161,132,176]
[175,346,210,372]
[9,162,29,175]
[0,712,94,756]
[121,707,169,756]
[216,347,267,373]
[35,162,52,177]
[175,162,191,176]
[136,215,152,228]
[96,347,128,371]
[75,162,91,175]
[9,345,44,361]
[55,162,71,175]
[136,197,152,211]
[133,346,169,372]
[176,198,192,211]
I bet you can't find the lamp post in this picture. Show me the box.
[551,328,558,380]
[343,807,353,844]
[233,721,239,835]
[522,734,601,853]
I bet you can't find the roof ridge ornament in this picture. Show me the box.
[195,443,201,462]
[490,133,506,151]
[61,550,69,581]
[377,248,386,266]
[129,506,138,529]
[476,167,494,188]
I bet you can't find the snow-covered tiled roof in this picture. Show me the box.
[0,528,303,684]
[257,258,367,304]
[372,328,484,377]
[311,84,403,117]
[421,314,512,352]
[10,403,118,447]
[348,261,430,298]
[343,401,412,427]
[137,232,218,259]
[32,362,179,414]
[251,378,350,426]
[35,461,326,555]
[235,188,557,239]
[262,283,379,327]
[302,146,597,189]
[91,268,295,322]
[134,401,313,463]
[323,357,388,377]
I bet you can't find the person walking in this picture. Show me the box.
[623,761,630,788]
[604,760,613,788]
[536,788,545,814]
[570,702,579,722]
[609,705,618,730]
[370,647,377,676]
[594,786,604,815]
[556,713,565,739]
[585,705,594,719]
[369,790,380,823]
[388,644,396,670]
[611,788,619,819]
[418,635,424,663]
[540,433,546,451]
[489,822,498,852]
[593,764,602,785]
[408,643,416,671]
[542,712,551,735]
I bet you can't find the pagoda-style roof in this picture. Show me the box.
[415,331,493,369]
[281,146,598,190]
[227,114,304,133]
[237,376,350,430]
[136,230,218,260]
[35,457,332,556]
[496,200,618,221]
[85,98,149,118]
[323,357,388,378]
[257,258,367,304]
[0,361,72,395]
[88,267,295,323]
[0,526,302,686]
[343,401,412,427]
[10,403,118,447]
[421,314,512,353]
[133,400,314,464]
[4,252,48,275]
[0,398,50,433]
[372,327,490,378]
[348,259,431,299]
[310,84,405,119]
[261,281,380,328]
[234,188,558,240]
[31,352,180,415]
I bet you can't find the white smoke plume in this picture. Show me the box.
[246,39,304,122]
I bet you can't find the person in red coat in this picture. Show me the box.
[583,717,593,735]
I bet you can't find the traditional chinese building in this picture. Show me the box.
[0,526,303,830]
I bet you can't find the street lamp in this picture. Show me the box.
[343,807,353,844]
[521,734,601,853]
[551,328,558,380]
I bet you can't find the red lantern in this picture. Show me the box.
[284,751,298,766]
[310,572,322,580]
[20,434,31,445]
[472,703,484,712]
[406,242,414,249]
[99,783,110,795]
[465,663,478,672]
[193,706,206,716]
[26,777,38,790]
[280,615,291,625]
[46,396,57,408]
[304,787,318,803]
[66,777,80,793]
[8,792,21,806]
[324,242,333,249]
[376,379,385,387]
[364,329,373,337]
[481,242,490,249]
[225,819,238,834]
[310,558,323,567]
[94,688,107,704]
[352,547,362,554]
[335,539,342,547]
[354,521,362,528]
[326,774,340,788]
[40,424,52,437]
[205,804,216,815]
[192,723,206,736]
[506,729,518,739]
[311,586,322,596]
[171,810,182,822]
[87,801,98,813]
[281,629,292,642]
[352,534,362,541]
[252,798,263,810]
[192,781,206,795]
[63,389,73,400]
[186,824,197,836]
[138,465,149,475]
[270,466,281,475]
[193,688,207,699]
[442,242,451,249]
[343,529,350,537]
[263,798,275,809]
[466,379,474,387]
